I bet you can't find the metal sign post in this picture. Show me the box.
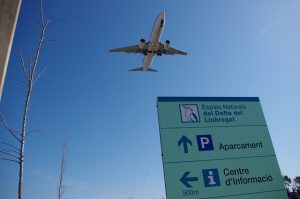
[0,0,22,100]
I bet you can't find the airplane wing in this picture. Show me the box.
[109,44,147,54]
[157,43,187,55]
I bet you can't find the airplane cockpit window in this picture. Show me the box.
[160,20,164,27]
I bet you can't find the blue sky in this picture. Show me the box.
[1,0,300,199]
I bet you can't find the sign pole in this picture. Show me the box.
[0,0,22,100]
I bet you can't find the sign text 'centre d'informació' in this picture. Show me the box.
[156,97,287,199]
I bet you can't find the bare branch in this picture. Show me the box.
[29,55,33,76]
[40,0,45,29]
[0,157,20,164]
[58,135,67,199]
[49,19,65,28]
[33,68,47,85]
[26,128,41,138]
[30,18,48,83]
[44,20,50,33]
[44,37,52,44]
[0,150,20,159]
[0,148,20,155]
[19,52,30,81]
[0,114,21,143]
[11,77,28,86]
[7,76,28,90]
[0,141,19,151]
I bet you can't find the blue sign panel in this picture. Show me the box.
[157,97,287,199]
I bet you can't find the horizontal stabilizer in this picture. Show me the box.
[129,67,144,72]
[146,68,158,72]
[129,67,158,72]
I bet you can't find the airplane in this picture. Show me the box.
[109,11,187,72]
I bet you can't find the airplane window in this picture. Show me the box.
[160,20,164,27]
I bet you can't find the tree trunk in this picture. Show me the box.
[18,82,32,199]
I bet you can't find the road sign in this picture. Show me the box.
[157,97,287,199]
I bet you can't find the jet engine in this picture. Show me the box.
[139,39,146,49]
[164,40,170,50]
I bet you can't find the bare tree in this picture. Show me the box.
[0,1,49,199]
[58,135,67,199]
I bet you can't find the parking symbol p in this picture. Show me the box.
[196,135,214,151]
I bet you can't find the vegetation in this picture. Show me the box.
[284,175,300,198]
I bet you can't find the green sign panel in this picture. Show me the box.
[156,97,287,199]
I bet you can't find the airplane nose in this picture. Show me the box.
[159,11,165,26]
[160,11,165,18]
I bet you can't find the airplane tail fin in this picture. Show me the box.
[129,67,158,72]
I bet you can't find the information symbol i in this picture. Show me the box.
[202,168,221,187]
[208,171,216,185]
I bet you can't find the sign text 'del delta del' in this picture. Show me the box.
[156,97,287,199]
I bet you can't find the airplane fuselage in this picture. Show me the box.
[143,11,165,70]
[109,11,187,72]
